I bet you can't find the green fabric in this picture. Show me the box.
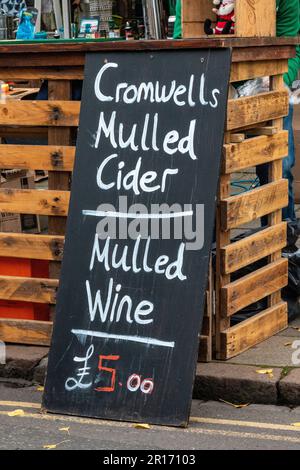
[173,0,182,39]
[276,0,300,87]
[174,0,300,87]
[168,0,177,16]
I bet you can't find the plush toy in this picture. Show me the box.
[204,0,235,35]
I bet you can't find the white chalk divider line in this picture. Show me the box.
[71,329,175,348]
[82,210,193,219]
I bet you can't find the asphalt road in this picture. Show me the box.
[0,381,300,450]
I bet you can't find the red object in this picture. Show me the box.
[215,12,235,34]
[0,257,50,321]
[95,355,120,393]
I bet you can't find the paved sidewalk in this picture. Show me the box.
[0,317,299,407]
[195,317,300,406]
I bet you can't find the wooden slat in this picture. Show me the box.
[182,0,212,22]
[0,318,52,346]
[0,145,75,171]
[0,67,84,81]
[215,131,231,359]
[0,37,296,54]
[48,79,73,305]
[223,131,288,173]
[0,233,64,261]
[221,223,287,275]
[221,179,288,230]
[227,90,289,131]
[0,275,58,304]
[0,101,80,127]
[232,46,296,64]
[0,188,70,216]
[220,302,288,359]
[230,134,245,143]
[0,127,48,140]
[246,126,278,136]
[269,74,285,308]
[235,0,276,38]
[221,259,288,317]
[230,59,287,82]
[198,335,209,363]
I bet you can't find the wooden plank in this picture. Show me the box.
[221,223,287,275]
[246,126,278,136]
[269,74,285,307]
[220,302,288,360]
[0,37,296,55]
[0,318,52,346]
[215,132,231,359]
[230,134,245,143]
[221,259,288,317]
[223,131,288,173]
[199,260,213,362]
[182,0,212,23]
[0,127,48,140]
[182,22,203,39]
[227,91,289,131]
[235,0,276,38]
[0,275,58,304]
[232,46,296,63]
[0,233,65,261]
[198,335,209,362]
[0,45,295,70]
[221,179,288,230]
[48,80,73,293]
[0,67,84,81]
[0,144,75,171]
[0,188,70,216]
[0,101,80,127]
[230,59,287,82]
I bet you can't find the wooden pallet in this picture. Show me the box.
[215,76,289,360]
[182,1,290,361]
[0,38,294,361]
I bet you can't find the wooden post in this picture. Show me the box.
[269,74,286,307]
[48,79,72,318]
[215,132,231,359]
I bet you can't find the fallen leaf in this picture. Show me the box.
[43,440,70,450]
[8,409,25,417]
[36,386,44,392]
[59,427,70,434]
[134,423,151,430]
[284,342,292,347]
[219,399,249,409]
[291,423,300,428]
[256,369,274,378]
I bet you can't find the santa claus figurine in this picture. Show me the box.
[204,0,235,35]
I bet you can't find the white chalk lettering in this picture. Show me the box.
[93,63,221,109]
[86,277,154,325]
[89,234,187,281]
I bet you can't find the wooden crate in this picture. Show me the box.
[215,63,289,360]
[182,0,276,38]
[0,38,294,361]
[182,3,290,361]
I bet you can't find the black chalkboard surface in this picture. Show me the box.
[43,49,231,427]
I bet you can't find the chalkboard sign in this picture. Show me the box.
[43,48,231,427]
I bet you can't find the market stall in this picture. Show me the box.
[0,0,296,362]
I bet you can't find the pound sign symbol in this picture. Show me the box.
[65,344,94,391]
